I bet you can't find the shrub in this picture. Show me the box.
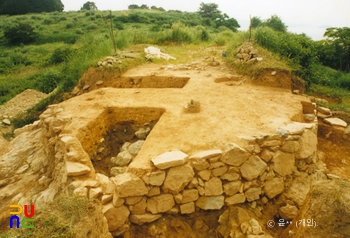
[11,53,31,66]
[49,46,72,64]
[43,18,53,25]
[338,74,350,90]
[90,16,95,21]
[215,36,226,46]
[75,29,84,34]
[199,28,209,41]
[66,22,74,29]
[168,22,192,43]
[33,69,62,93]
[114,21,124,30]
[4,23,37,45]
[59,16,67,21]
[86,23,98,30]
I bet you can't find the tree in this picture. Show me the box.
[0,0,64,15]
[128,4,139,9]
[263,15,287,33]
[140,4,149,9]
[251,16,262,28]
[81,1,97,11]
[320,27,350,72]
[4,23,37,45]
[198,2,240,32]
[198,2,221,19]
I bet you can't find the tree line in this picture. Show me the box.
[0,0,64,15]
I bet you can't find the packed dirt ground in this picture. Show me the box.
[0,45,349,238]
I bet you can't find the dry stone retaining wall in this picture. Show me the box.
[50,110,318,234]
[7,104,320,237]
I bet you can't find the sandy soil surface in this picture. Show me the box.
[57,49,308,173]
[0,89,48,134]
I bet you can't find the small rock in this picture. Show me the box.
[2,119,11,125]
[130,214,162,225]
[83,85,90,90]
[180,202,195,214]
[304,114,315,122]
[110,151,133,166]
[317,106,331,115]
[96,80,104,86]
[271,71,276,76]
[196,196,225,210]
[128,140,144,156]
[135,128,149,140]
[225,193,246,205]
[66,162,91,176]
[279,204,298,220]
[292,90,300,95]
[110,167,127,176]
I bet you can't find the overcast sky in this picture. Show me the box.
[61,0,350,40]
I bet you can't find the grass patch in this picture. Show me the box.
[0,195,91,238]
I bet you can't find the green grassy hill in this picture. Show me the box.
[0,8,349,133]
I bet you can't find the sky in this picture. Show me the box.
[61,0,350,40]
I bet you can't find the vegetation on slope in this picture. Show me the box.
[0,2,349,134]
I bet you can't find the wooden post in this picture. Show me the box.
[249,15,252,42]
[110,10,117,53]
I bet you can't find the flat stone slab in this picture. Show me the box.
[189,149,222,160]
[130,214,162,225]
[324,118,347,128]
[280,123,305,135]
[151,151,189,169]
[66,162,91,176]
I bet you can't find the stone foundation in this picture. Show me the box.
[40,103,318,234]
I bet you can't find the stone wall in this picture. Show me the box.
[51,108,318,235]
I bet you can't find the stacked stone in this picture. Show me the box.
[47,102,319,236]
[236,42,262,64]
[97,56,122,68]
[89,122,319,234]
[311,102,349,140]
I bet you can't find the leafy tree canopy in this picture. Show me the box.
[251,16,262,28]
[198,2,221,19]
[128,4,149,10]
[0,0,64,15]
[263,15,287,33]
[198,2,240,32]
[81,1,97,11]
[319,27,350,72]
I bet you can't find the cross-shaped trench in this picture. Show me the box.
[61,63,304,175]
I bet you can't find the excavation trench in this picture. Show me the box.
[78,68,190,91]
[76,107,165,176]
